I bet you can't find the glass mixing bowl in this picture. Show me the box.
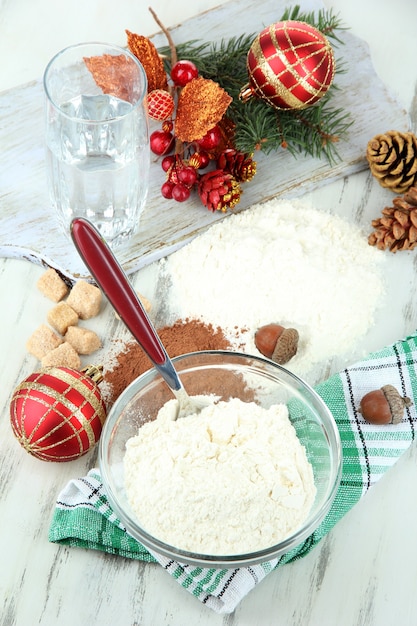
[99,351,342,567]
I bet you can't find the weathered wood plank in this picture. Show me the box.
[0,0,409,282]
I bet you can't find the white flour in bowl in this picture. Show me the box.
[161,198,386,379]
[124,397,316,555]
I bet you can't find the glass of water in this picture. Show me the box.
[43,42,149,249]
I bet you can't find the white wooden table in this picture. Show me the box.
[1,1,417,625]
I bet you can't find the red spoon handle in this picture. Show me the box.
[71,217,166,366]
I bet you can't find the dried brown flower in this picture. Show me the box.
[83,54,139,102]
[175,77,232,143]
[126,30,168,92]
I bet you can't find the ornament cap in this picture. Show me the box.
[82,364,104,384]
[238,84,254,103]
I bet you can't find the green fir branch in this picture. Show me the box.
[157,6,352,164]
[275,102,352,164]
[280,5,348,44]
[159,34,255,85]
[159,40,212,73]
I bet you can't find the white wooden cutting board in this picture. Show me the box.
[0,0,409,281]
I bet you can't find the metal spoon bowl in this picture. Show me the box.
[70,217,213,418]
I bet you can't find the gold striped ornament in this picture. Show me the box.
[10,365,107,462]
[239,20,335,110]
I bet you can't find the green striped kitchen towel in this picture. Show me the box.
[49,333,417,614]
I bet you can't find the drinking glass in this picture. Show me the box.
[44,42,149,249]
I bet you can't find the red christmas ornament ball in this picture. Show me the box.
[177,165,198,187]
[172,183,191,202]
[161,181,174,198]
[9,365,107,462]
[196,125,222,151]
[189,151,210,169]
[147,89,175,121]
[150,130,174,155]
[240,20,335,110]
[161,155,175,172]
[170,60,199,87]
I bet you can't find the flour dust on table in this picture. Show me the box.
[162,198,387,379]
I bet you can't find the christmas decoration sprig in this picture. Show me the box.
[85,5,352,213]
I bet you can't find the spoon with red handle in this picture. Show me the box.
[70,217,210,418]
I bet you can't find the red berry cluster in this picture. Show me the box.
[160,153,199,202]
[149,60,225,204]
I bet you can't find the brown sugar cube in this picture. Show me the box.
[67,280,102,319]
[41,342,81,370]
[47,302,79,335]
[137,292,152,313]
[65,326,101,355]
[37,268,69,302]
[26,324,63,360]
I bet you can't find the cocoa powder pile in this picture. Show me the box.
[103,318,235,405]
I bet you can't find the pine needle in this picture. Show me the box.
[157,6,352,164]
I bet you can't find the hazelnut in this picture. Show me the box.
[358,384,412,425]
[254,323,299,365]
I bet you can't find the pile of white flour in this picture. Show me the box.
[124,397,316,555]
[161,198,386,378]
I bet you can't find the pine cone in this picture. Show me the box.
[198,169,241,212]
[217,149,257,182]
[368,186,417,252]
[366,130,417,194]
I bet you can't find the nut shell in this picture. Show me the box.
[381,384,412,424]
[272,328,299,365]
[254,324,298,365]
[359,385,413,425]
[254,324,284,359]
[359,389,392,424]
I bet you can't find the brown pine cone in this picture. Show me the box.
[368,186,417,252]
[198,169,241,212]
[217,149,257,182]
[366,130,417,193]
